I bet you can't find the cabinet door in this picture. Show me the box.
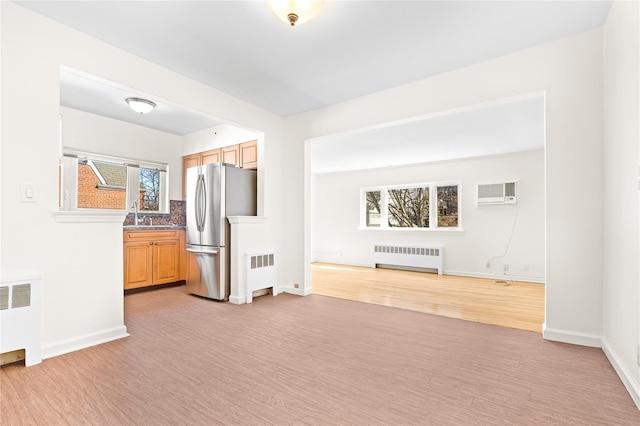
[153,240,181,284]
[221,145,240,167]
[124,242,153,289]
[239,140,258,169]
[201,148,221,165]
[182,154,201,200]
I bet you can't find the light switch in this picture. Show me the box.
[20,184,38,202]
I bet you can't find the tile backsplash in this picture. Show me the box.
[123,200,186,226]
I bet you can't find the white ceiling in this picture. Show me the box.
[14,1,609,172]
[311,95,545,173]
[60,70,222,136]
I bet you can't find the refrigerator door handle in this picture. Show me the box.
[186,246,219,254]
[196,174,206,232]
[195,175,200,230]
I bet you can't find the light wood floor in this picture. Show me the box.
[311,263,545,333]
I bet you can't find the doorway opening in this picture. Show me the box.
[307,94,546,332]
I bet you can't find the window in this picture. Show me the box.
[61,149,169,213]
[437,185,458,227]
[139,167,162,211]
[365,190,381,227]
[361,181,461,230]
[77,159,127,210]
[388,187,429,228]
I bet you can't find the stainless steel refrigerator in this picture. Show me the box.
[185,163,257,300]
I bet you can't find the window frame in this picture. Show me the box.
[61,148,169,214]
[360,180,462,231]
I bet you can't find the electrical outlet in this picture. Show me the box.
[503,264,509,272]
[294,283,299,289]
[523,264,529,271]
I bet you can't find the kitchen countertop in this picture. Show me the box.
[123,225,186,231]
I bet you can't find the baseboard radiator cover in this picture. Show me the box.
[1,272,43,366]
[245,251,278,303]
[373,244,443,275]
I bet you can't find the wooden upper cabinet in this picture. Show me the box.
[183,141,258,197]
[240,140,258,170]
[182,153,201,200]
[201,148,221,165]
[183,153,201,170]
[222,145,240,167]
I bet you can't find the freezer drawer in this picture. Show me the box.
[186,246,227,301]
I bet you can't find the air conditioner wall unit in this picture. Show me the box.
[477,182,517,205]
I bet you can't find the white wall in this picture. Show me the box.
[292,28,605,344]
[0,2,285,357]
[602,0,640,407]
[182,123,260,156]
[61,106,183,201]
[312,150,544,282]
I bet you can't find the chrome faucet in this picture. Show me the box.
[132,200,139,225]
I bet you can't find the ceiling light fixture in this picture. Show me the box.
[126,97,156,114]
[268,0,325,27]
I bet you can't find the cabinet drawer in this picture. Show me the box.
[124,230,181,242]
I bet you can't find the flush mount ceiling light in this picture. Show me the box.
[268,0,325,27]
[125,97,156,114]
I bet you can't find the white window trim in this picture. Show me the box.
[360,180,463,232]
[60,148,169,214]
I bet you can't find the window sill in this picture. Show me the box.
[358,227,465,235]
[54,210,128,223]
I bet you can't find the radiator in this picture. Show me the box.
[245,251,278,303]
[373,244,443,275]
[1,272,43,366]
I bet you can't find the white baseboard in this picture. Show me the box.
[542,323,602,347]
[42,325,129,360]
[445,269,545,284]
[601,337,640,410]
[311,259,372,268]
[284,286,312,296]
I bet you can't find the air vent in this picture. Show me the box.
[0,287,8,310]
[250,253,275,269]
[374,245,440,257]
[246,251,278,303]
[373,244,443,275]
[12,284,31,308]
[0,274,42,366]
[477,182,517,205]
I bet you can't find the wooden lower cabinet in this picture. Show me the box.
[124,229,186,290]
